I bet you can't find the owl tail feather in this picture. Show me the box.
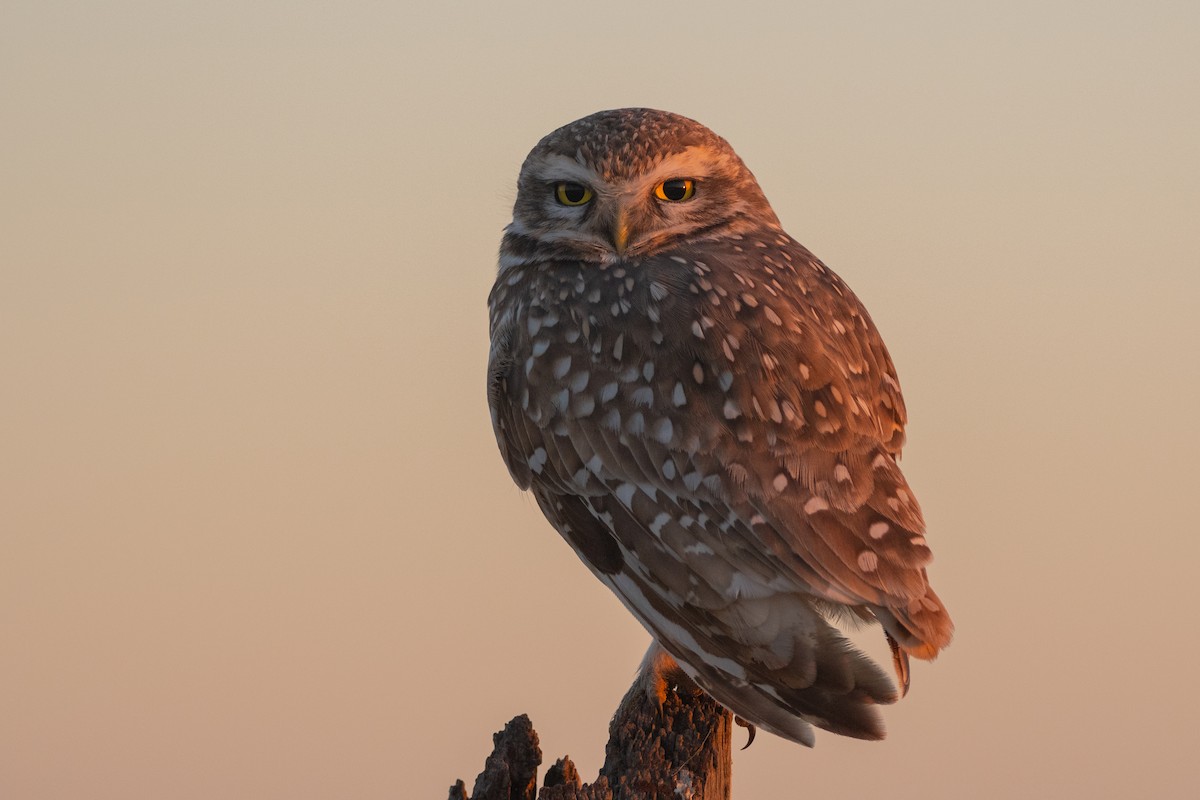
[648,599,905,746]
[687,633,898,745]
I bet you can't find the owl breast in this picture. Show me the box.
[488,253,711,493]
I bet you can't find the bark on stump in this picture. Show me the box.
[448,674,732,800]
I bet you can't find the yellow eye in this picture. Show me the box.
[654,178,696,202]
[555,182,594,206]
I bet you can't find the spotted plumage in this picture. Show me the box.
[487,108,952,746]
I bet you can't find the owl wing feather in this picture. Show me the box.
[486,233,952,743]
[642,237,953,653]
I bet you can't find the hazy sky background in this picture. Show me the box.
[3,1,1198,797]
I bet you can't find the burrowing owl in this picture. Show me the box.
[487,108,952,746]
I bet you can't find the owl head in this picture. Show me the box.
[506,108,780,263]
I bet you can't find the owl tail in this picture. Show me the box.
[651,600,903,747]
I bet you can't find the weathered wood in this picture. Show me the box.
[448,670,732,800]
[450,715,541,800]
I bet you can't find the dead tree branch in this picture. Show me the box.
[448,672,732,800]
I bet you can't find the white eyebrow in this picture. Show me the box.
[529,154,605,187]
[527,145,732,195]
[645,146,728,182]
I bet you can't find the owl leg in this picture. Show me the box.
[635,639,693,709]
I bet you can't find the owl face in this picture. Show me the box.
[507,109,779,263]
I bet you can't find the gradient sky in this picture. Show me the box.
[3,2,1198,798]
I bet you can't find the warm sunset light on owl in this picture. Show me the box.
[487,108,953,747]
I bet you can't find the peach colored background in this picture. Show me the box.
[3,2,1197,797]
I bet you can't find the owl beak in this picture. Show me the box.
[612,208,631,256]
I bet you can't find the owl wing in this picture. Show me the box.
[483,239,951,651]
[652,236,954,659]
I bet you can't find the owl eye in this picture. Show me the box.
[554,182,594,206]
[654,178,696,202]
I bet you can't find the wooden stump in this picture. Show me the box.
[448,672,732,800]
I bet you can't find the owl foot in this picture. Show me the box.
[636,640,692,709]
[734,715,757,750]
[886,631,911,698]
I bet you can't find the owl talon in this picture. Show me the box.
[734,716,757,750]
[886,631,911,698]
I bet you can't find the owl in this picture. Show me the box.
[487,108,952,746]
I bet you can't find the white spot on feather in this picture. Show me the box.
[727,572,774,600]
[672,382,686,406]
[804,497,829,514]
